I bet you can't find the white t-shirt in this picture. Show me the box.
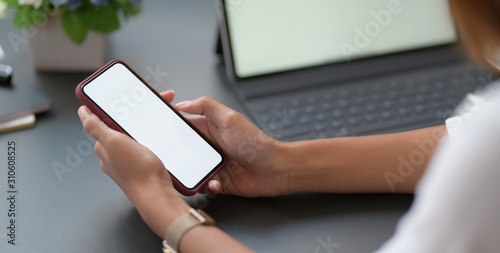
[376,84,500,253]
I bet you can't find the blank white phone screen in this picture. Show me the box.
[83,63,223,189]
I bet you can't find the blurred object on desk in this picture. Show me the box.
[0,63,12,84]
[28,17,108,72]
[2,0,142,72]
[0,113,35,134]
[0,81,50,122]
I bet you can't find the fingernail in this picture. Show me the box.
[175,101,190,107]
[209,181,219,193]
[168,90,176,95]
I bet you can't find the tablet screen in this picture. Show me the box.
[224,0,457,78]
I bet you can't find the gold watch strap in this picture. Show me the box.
[163,208,216,252]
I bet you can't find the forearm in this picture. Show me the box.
[180,225,254,253]
[131,183,254,253]
[281,125,446,194]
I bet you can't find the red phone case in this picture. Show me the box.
[75,60,225,196]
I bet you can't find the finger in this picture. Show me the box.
[160,90,176,104]
[208,180,221,194]
[183,115,210,138]
[175,96,237,126]
[78,106,115,143]
[201,179,221,194]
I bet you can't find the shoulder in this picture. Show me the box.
[445,80,500,139]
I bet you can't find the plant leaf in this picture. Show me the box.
[4,0,18,7]
[13,5,48,27]
[61,10,88,44]
[84,5,120,33]
[113,0,128,5]
[120,2,140,19]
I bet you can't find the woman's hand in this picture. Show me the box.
[78,105,173,200]
[78,90,190,237]
[172,95,289,197]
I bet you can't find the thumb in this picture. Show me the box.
[201,178,221,194]
[175,96,236,127]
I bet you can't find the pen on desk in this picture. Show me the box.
[0,63,13,85]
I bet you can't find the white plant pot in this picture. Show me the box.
[28,17,108,72]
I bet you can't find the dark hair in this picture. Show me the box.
[450,0,500,73]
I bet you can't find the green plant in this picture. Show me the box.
[1,0,141,44]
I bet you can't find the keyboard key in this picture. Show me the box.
[306,95,317,104]
[415,105,425,114]
[398,108,408,116]
[290,98,300,107]
[305,105,316,113]
[299,115,312,125]
[315,132,329,139]
[365,114,377,123]
[349,106,360,115]
[420,85,430,93]
[370,93,381,102]
[314,123,327,131]
[330,120,344,129]
[405,79,415,89]
[348,117,361,126]
[337,99,348,108]
[321,102,331,110]
[316,112,327,121]
[355,97,364,104]
[322,93,333,101]
[356,87,366,96]
[382,111,392,119]
[332,109,343,118]
[333,128,350,137]
[273,125,311,139]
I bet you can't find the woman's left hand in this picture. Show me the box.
[78,90,190,237]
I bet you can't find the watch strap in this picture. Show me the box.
[164,208,216,252]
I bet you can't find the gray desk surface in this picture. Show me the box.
[0,1,412,252]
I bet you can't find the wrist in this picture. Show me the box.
[272,140,297,195]
[277,139,340,194]
[131,178,191,237]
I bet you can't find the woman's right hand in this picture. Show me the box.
[171,95,290,197]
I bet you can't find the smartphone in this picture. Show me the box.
[75,60,225,196]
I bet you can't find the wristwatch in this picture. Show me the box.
[162,208,217,253]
